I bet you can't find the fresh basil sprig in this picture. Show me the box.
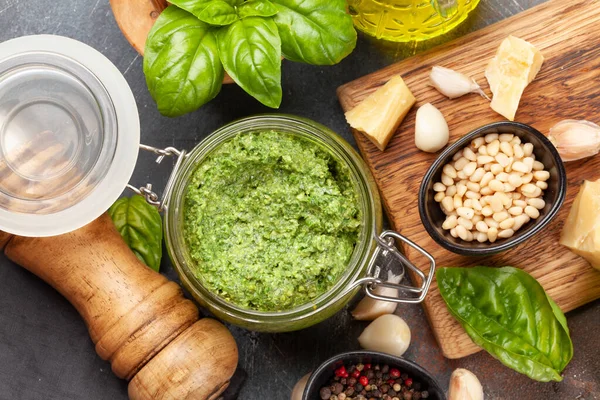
[108,195,163,272]
[143,0,356,117]
[437,266,573,382]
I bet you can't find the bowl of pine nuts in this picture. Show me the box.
[419,122,566,256]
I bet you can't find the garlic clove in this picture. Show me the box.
[351,270,402,320]
[548,119,600,162]
[415,103,450,153]
[290,372,311,400]
[447,368,484,400]
[358,314,411,357]
[429,66,490,100]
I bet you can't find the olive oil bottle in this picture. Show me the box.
[347,0,481,42]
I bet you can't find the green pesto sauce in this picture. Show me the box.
[183,131,362,312]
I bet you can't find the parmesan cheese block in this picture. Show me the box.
[560,180,600,271]
[485,35,544,121]
[345,75,416,151]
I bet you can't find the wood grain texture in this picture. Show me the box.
[338,0,600,359]
[4,214,238,397]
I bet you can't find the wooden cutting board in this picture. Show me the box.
[338,0,600,359]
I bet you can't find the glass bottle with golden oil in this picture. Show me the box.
[347,0,481,42]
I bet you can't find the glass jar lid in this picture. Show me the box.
[0,35,139,237]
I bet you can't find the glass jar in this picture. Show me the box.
[164,115,435,332]
[347,0,481,42]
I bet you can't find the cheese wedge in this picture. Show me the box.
[560,180,600,271]
[345,75,416,151]
[485,35,544,121]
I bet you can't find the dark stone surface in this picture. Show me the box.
[0,0,598,399]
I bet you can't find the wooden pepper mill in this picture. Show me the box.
[0,214,238,400]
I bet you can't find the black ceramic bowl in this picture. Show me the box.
[419,122,566,256]
[303,351,446,400]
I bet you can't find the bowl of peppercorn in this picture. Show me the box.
[303,351,445,400]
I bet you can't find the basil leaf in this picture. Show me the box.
[144,6,223,117]
[437,267,573,382]
[108,195,163,272]
[168,0,238,26]
[271,0,356,65]
[238,0,278,18]
[217,17,282,108]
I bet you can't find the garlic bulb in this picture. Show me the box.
[548,119,600,162]
[358,314,411,357]
[429,66,490,100]
[415,103,450,153]
[290,372,311,400]
[447,368,484,400]
[351,270,402,320]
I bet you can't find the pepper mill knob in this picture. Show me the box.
[2,214,238,399]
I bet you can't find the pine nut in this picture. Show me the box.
[485,133,499,143]
[496,172,510,182]
[456,225,469,241]
[487,140,500,156]
[443,164,458,178]
[457,207,475,219]
[478,145,488,155]
[446,185,457,197]
[463,147,477,161]
[435,192,445,202]
[476,221,489,233]
[525,206,540,219]
[480,187,493,195]
[476,232,488,243]
[453,194,463,209]
[466,181,480,192]
[489,179,505,192]
[472,199,483,211]
[470,168,486,183]
[533,161,545,171]
[504,157,514,173]
[490,163,504,175]
[434,183,446,192]
[481,205,493,217]
[521,173,533,184]
[442,196,454,213]
[497,192,512,207]
[457,183,468,197]
[512,193,523,201]
[512,161,528,173]
[453,150,464,161]
[493,211,509,222]
[477,155,495,165]
[472,137,485,149]
[464,199,473,208]
[499,218,515,230]
[442,215,458,230]
[454,157,469,170]
[457,171,467,180]
[450,228,458,238]
[528,198,546,210]
[498,229,515,239]
[480,172,494,188]
[485,217,499,228]
[523,157,534,172]
[536,181,548,190]
[534,170,550,181]
[522,185,542,198]
[465,231,474,242]
[463,162,477,176]
[499,141,514,157]
[508,174,523,188]
[488,227,499,243]
[465,191,481,200]
[442,173,454,186]
[495,153,510,167]
[458,217,474,230]
[510,136,522,146]
[508,206,524,216]
[504,183,516,192]
[513,200,528,208]
[490,196,504,212]
[520,183,537,196]
[513,144,524,159]
[472,214,483,224]
[523,143,534,156]
[499,133,514,142]
[513,215,531,231]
